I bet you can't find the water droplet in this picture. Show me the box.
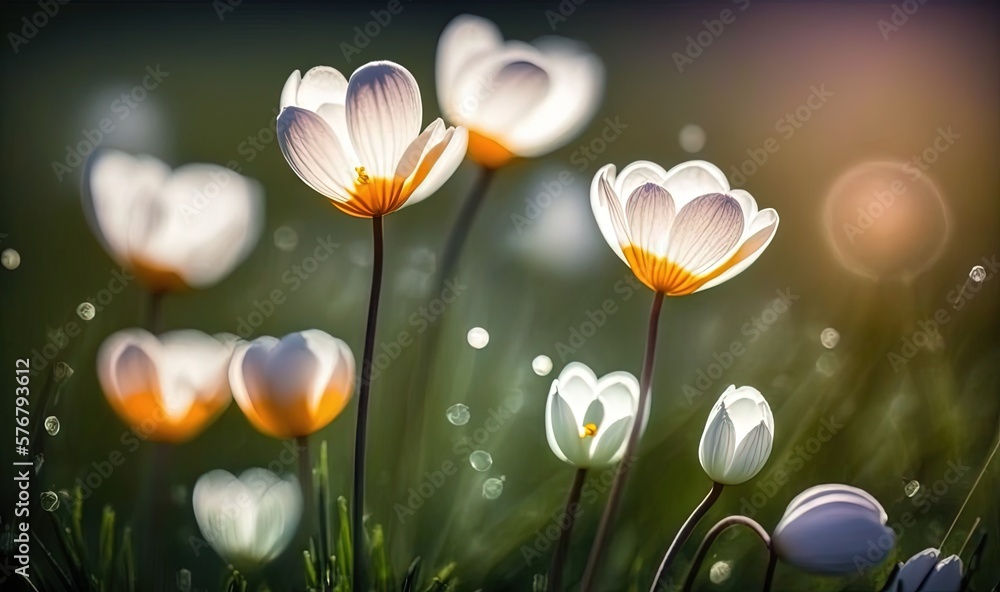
[446,404,470,426]
[44,416,60,436]
[709,560,732,584]
[469,450,493,472]
[54,362,74,380]
[482,476,505,500]
[1,248,20,270]
[904,480,920,498]
[820,328,840,349]
[815,352,837,376]
[40,491,60,512]
[273,226,298,252]
[678,124,707,153]
[176,568,192,592]
[467,327,489,349]
[970,265,986,283]
[76,302,96,321]
[532,355,553,376]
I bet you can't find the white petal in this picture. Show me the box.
[455,57,550,141]
[401,124,469,207]
[554,362,600,421]
[277,107,355,203]
[590,164,631,264]
[660,160,731,207]
[625,183,676,257]
[699,406,735,482]
[589,416,631,467]
[148,164,263,288]
[295,66,349,111]
[615,160,669,201]
[83,149,171,266]
[694,208,779,293]
[504,36,603,156]
[346,61,422,178]
[279,70,301,111]
[549,390,589,466]
[594,371,640,424]
[435,14,505,113]
[156,331,233,418]
[726,422,772,484]
[666,193,744,275]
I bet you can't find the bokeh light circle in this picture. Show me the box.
[823,161,949,281]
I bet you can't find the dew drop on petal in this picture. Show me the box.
[44,416,60,436]
[1,248,20,270]
[970,265,986,283]
[532,355,553,376]
[820,328,840,349]
[273,226,298,252]
[467,327,489,349]
[40,491,60,512]
[709,560,732,584]
[679,124,707,153]
[54,362,74,380]
[904,480,920,498]
[482,476,504,500]
[469,450,493,472]
[76,302,96,321]
[446,403,470,426]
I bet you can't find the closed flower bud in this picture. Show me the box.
[229,330,355,438]
[772,484,895,574]
[889,548,963,592]
[698,385,773,484]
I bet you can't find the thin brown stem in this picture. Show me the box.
[548,468,588,591]
[581,291,665,592]
[649,482,725,592]
[352,215,384,592]
[681,516,772,592]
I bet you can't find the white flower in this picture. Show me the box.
[545,362,646,468]
[83,149,263,291]
[277,61,468,218]
[436,14,603,168]
[772,484,895,574]
[192,468,302,567]
[97,329,234,443]
[591,160,779,295]
[698,385,773,485]
[889,548,963,592]
[229,330,355,438]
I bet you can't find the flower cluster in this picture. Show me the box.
[73,11,973,592]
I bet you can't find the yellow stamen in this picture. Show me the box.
[581,423,598,438]
[355,166,370,185]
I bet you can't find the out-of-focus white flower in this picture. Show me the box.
[545,362,645,468]
[277,61,467,218]
[97,329,234,443]
[591,160,779,295]
[772,484,895,574]
[193,468,302,567]
[229,330,355,438]
[83,149,263,291]
[698,385,773,485]
[436,14,603,169]
[889,548,963,592]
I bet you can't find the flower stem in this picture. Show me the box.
[146,290,164,334]
[581,291,665,592]
[762,547,777,592]
[548,468,588,591]
[681,516,772,592]
[297,435,328,591]
[353,215,384,592]
[436,165,496,287]
[649,481,725,592]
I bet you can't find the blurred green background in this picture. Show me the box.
[2,1,999,590]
